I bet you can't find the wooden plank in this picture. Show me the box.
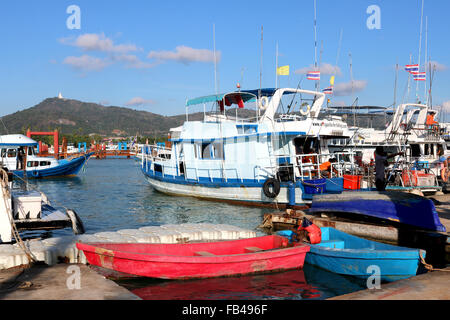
[245,247,263,253]
[194,251,215,256]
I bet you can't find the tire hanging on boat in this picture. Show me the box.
[31,170,40,178]
[262,178,281,198]
[66,209,85,235]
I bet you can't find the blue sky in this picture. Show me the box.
[1,0,449,117]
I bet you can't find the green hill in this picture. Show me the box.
[0,97,259,137]
[0,98,184,137]
[0,97,388,139]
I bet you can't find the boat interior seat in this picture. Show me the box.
[317,240,345,249]
[194,251,215,256]
[244,247,263,253]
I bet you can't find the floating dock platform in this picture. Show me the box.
[0,223,257,270]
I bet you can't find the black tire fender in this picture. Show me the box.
[263,178,281,198]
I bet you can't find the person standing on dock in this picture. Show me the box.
[374,147,403,191]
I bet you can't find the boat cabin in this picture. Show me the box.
[0,135,58,172]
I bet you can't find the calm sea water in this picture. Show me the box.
[26,158,367,300]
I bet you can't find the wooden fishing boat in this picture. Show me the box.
[278,227,426,282]
[76,235,310,280]
[308,191,446,232]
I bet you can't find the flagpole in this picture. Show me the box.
[276,42,279,89]
[313,0,318,91]
[424,16,428,105]
[416,0,424,102]
[407,54,412,102]
[260,25,263,98]
[213,24,218,95]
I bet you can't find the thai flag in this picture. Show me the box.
[307,71,321,81]
[405,64,419,73]
[413,72,426,81]
[323,87,333,95]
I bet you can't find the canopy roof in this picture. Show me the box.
[0,134,38,147]
[185,88,296,107]
[328,106,387,110]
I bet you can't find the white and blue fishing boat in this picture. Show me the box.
[141,88,357,207]
[0,134,91,178]
[278,227,426,282]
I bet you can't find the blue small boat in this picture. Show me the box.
[0,134,92,178]
[278,227,426,282]
[308,191,446,232]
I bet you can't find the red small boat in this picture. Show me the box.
[76,236,310,279]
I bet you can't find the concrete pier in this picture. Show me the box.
[0,264,140,300]
[0,223,257,270]
[330,268,450,300]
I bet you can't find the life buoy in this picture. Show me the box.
[258,96,269,111]
[300,104,311,116]
[441,167,448,183]
[262,178,281,198]
[298,218,322,244]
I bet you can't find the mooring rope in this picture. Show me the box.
[420,250,450,272]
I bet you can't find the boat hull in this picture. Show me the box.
[77,236,310,279]
[279,228,424,282]
[308,191,446,232]
[142,167,344,207]
[13,153,91,179]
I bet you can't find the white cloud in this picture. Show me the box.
[428,61,447,72]
[441,101,450,113]
[333,80,368,96]
[71,33,139,53]
[63,55,110,72]
[148,46,221,64]
[295,63,342,76]
[112,54,157,69]
[125,97,155,107]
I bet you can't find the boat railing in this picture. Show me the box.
[142,144,172,162]
[255,152,358,182]
[386,160,440,189]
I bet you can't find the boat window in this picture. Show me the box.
[410,144,421,157]
[236,125,257,135]
[294,138,319,155]
[27,161,39,168]
[7,149,17,158]
[40,161,51,166]
[213,142,224,159]
[437,144,444,156]
[199,142,224,160]
[194,143,198,158]
[424,144,429,156]
[28,147,35,156]
[1,149,6,158]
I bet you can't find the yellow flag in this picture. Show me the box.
[277,65,290,76]
[330,76,335,86]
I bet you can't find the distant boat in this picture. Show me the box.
[76,235,310,279]
[278,227,425,282]
[0,134,91,178]
[308,191,446,232]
